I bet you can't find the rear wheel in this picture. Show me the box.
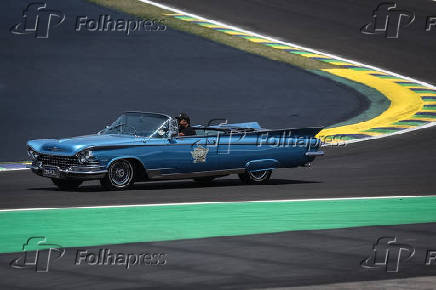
[238,170,272,184]
[101,159,134,190]
[51,179,82,190]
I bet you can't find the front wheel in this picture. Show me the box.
[101,159,134,190]
[51,179,82,190]
[238,170,272,184]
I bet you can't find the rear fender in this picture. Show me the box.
[245,159,279,172]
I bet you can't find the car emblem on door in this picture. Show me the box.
[191,145,209,163]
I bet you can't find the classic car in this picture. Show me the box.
[27,112,324,190]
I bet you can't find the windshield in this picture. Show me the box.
[100,112,170,137]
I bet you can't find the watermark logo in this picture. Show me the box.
[361,2,415,38]
[361,237,415,272]
[10,2,65,38]
[75,15,167,35]
[10,3,167,38]
[8,237,167,272]
[9,237,65,272]
[75,249,167,269]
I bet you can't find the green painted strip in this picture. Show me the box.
[317,59,341,63]
[373,75,403,80]
[349,67,374,71]
[241,36,263,40]
[413,90,436,94]
[396,82,423,87]
[414,113,436,118]
[332,136,353,140]
[366,128,401,133]
[289,51,312,55]
[197,22,215,27]
[423,105,436,110]
[393,121,421,126]
[2,196,436,254]
[173,16,197,21]
[263,43,293,49]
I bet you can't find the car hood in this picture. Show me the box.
[27,134,140,156]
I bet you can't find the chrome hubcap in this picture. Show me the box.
[249,170,268,181]
[109,161,132,186]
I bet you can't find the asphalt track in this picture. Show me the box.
[153,0,436,85]
[1,0,436,289]
[0,0,367,162]
[1,223,436,289]
[1,124,436,209]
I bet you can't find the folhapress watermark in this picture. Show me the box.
[9,237,65,272]
[361,2,436,38]
[75,249,167,269]
[10,2,167,39]
[75,15,166,35]
[10,237,167,272]
[361,236,436,272]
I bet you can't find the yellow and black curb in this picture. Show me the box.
[164,12,436,143]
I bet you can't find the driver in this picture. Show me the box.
[177,112,196,136]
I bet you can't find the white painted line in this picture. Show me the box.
[137,0,436,142]
[0,195,433,213]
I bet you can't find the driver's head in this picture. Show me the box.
[177,112,190,128]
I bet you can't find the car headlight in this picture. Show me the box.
[77,150,93,164]
[27,147,39,161]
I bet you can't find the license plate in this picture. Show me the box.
[42,166,59,178]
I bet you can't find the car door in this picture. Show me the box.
[214,131,276,170]
[169,131,219,173]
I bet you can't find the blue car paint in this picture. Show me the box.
[27,114,324,181]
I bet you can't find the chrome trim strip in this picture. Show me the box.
[147,168,245,180]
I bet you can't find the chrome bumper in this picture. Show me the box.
[30,163,107,180]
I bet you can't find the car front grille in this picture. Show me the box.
[37,154,80,169]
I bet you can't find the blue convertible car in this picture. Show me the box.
[27,112,324,190]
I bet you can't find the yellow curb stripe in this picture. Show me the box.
[244,37,271,43]
[303,54,331,58]
[317,69,424,137]
[221,30,253,36]
[329,61,355,66]
[198,23,226,28]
